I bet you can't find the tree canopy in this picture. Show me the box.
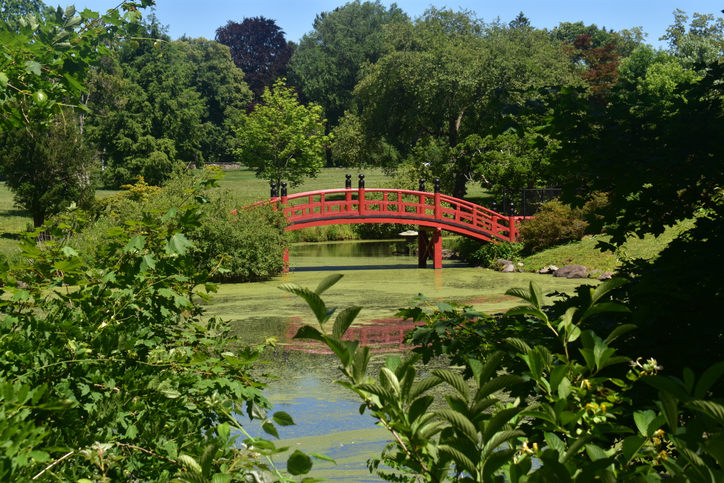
[215,17,293,98]
[235,79,330,188]
[289,0,408,127]
[354,9,579,197]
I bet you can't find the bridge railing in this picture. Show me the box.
[270,184,519,242]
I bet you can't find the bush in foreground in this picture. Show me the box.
[0,195,329,481]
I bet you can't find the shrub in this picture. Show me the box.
[518,193,608,253]
[75,170,289,282]
[0,202,316,481]
[287,275,724,482]
[456,238,523,267]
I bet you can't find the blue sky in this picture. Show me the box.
[87,1,723,48]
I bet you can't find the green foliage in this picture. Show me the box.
[331,111,399,169]
[0,188,317,481]
[0,112,96,227]
[351,222,413,240]
[455,239,523,267]
[89,38,208,188]
[289,0,409,128]
[235,79,331,188]
[79,170,289,283]
[288,275,724,481]
[518,193,608,253]
[0,1,155,130]
[355,9,580,198]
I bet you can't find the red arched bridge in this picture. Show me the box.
[267,174,526,269]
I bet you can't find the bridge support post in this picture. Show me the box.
[417,227,443,269]
[432,227,442,269]
[417,231,428,268]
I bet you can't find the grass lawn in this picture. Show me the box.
[217,166,492,205]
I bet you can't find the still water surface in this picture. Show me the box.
[206,240,593,480]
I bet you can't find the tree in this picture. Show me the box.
[660,9,724,66]
[87,36,208,187]
[0,0,52,24]
[234,79,330,188]
[354,9,579,198]
[215,17,293,98]
[180,37,254,164]
[570,34,620,101]
[0,113,95,227]
[550,21,646,58]
[288,0,408,128]
[531,58,724,375]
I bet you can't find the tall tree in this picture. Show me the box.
[660,9,724,66]
[180,37,253,164]
[288,1,408,128]
[0,0,52,24]
[355,9,579,198]
[215,17,293,98]
[234,79,330,188]
[550,21,645,58]
[87,33,208,187]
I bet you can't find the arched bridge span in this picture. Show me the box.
[268,176,526,269]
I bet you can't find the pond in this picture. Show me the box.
[206,239,593,481]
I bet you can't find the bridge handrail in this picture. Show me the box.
[263,187,520,242]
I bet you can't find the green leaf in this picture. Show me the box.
[603,324,638,345]
[435,409,478,442]
[476,351,504,385]
[476,375,525,401]
[0,73,8,88]
[431,368,469,402]
[123,235,145,252]
[686,400,724,425]
[293,325,325,342]
[211,475,232,483]
[309,452,337,464]
[658,390,679,431]
[314,274,343,295]
[272,411,295,426]
[332,306,362,339]
[641,375,689,402]
[25,61,42,76]
[262,421,279,439]
[437,444,476,476]
[139,254,156,272]
[165,233,194,255]
[279,284,329,325]
[634,410,657,437]
[287,450,313,475]
[590,277,629,305]
[326,336,353,366]
[505,337,532,354]
[694,361,724,400]
[622,435,646,463]
[380,367,401,397]
[352,346,371,384]
[409,376,444,401]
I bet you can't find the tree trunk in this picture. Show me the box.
[33,211,45,229]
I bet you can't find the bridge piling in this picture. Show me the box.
[358,174,365,216]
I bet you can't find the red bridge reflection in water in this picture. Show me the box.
[283,318,422,354]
